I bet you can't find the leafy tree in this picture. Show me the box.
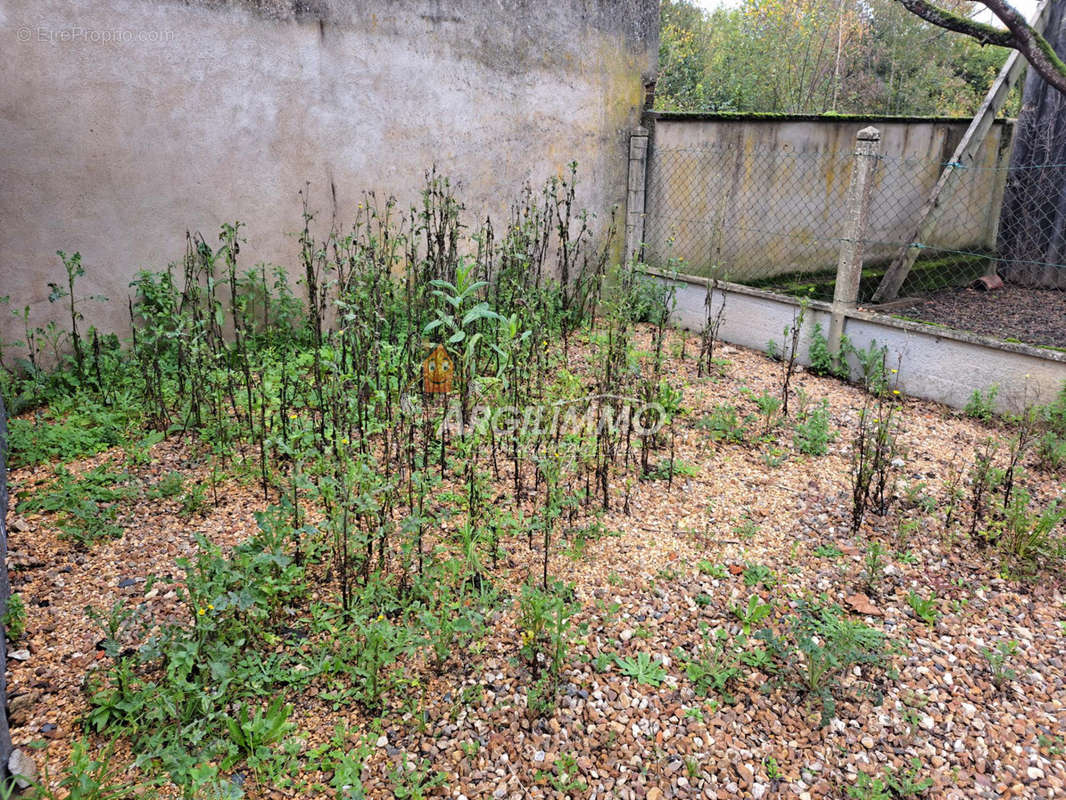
[897,0,1066,95]
[654,0,1017,116]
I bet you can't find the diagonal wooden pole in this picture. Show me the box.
[871,0,1052,303]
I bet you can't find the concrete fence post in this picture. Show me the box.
[625,126,649,266]
[828,125,880,355]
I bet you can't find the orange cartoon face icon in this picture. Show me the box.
[422,344,454,394]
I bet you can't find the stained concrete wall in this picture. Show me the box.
[642,113,1014,279]
[647,268,1066,412]
[0,0,658,340]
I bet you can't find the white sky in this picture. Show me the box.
[690,0,1040,23]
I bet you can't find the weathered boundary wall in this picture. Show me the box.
[646,268,1066,412]
[643,113,1014,278]
[0,0,658,340]
[0,396,10,779]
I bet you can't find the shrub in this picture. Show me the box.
[851,382,900,532]
[793,399,834,455]
[964,385,998,422]
[808,323,848,379]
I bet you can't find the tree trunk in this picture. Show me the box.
[998,0,1066,289]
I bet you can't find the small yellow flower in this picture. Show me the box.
[208,604,214,610]
[197,608,206,616]
[892,390,900,395]
[891,369,898,374]
[377,613,385,622]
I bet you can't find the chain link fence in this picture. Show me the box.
[643,132,1066,350]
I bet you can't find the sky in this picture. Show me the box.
[690,0,1041,23]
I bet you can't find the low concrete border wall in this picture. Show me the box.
[644,268,1066,412]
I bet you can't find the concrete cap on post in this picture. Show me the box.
[857,126,881,141]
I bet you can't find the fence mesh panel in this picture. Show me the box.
[644,145,853,293]
[643,139,1066,350]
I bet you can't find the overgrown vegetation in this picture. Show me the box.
[2,163,1064,797]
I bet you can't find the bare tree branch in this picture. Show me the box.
[896,0,1066,94]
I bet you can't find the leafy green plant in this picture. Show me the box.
[994,487,1065,573]
[614,652,668,687]
[1037,432,1066,471]
[8,401,132,468]
[964,385,998,423]
[389,757,447,800]
[698,403,748,443]
[902,481,936,514]
[536,753,587,794]
[742,563,776,589]
[756,598,890,726]
[18,464,134,547]
[517,581,584,713]
[179,483,208,518]
[734,517,759,540]
[3,593,26,641]
[847,757,933,799]
[31,738,142,800]
[863,542,887,593]
[764,757,783,781]
[224,696,294,769]
[814,544,843,559]
[1037,383,1066,470]
[697,560,728,579]
[150,472,186,500]
[731,594,772,635]
[849,340,891,395]
[808,323,848,379]
[680,627,743,703]
[752,390,783,436]
[906,591,939,626]
[792,399,834,456]
[981,639,1019,690]
[644,458,699,481]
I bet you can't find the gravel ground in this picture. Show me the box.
[5,330,1066,799]
[892,284,1066,350]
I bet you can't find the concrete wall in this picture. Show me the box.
[642,113,1014,280]
[647,268,1066,412]
[0,0,658,340]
